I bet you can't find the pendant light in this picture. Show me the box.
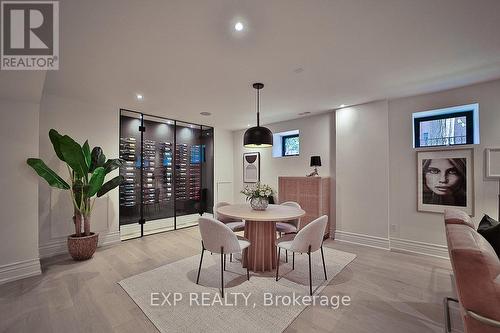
[244,83,273,148]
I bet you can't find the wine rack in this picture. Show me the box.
[119,110,214,235]
[119,137,137,208]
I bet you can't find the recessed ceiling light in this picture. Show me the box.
[234,22,244,31]
[247,124,251,127]
[339,104,346,108]
[200,112,211,116]
[136,93,144,101]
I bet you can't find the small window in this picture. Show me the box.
[282,134,299,156]
[413,104,479,148]
[272,129,299,157]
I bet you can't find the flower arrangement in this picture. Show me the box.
[241,182,274,201]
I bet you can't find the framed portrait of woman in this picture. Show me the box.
[417,148,474,215]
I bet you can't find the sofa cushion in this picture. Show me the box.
[444,208,475,228]
[478,214,500,257]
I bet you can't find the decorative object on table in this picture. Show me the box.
[417,148,474,214]
[306,155,322,177]
[485,148,500,220]
[241,182,274,210]
[243,83,273,148]
[27,129,124,260]
[243,152,260,183]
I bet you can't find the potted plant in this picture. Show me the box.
[27,129,124,260]
[241,182,274,210]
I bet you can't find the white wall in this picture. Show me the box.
[38,94,121,257]
[233,113,332,198]
[0,100,41,283]
[334,79,500,257]
[37,94,234,257]
[388,79,500,247]
[335,101,390,245]
[232,112,332,202]
[214,128,234,204]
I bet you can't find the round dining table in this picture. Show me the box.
[216,203,305,272]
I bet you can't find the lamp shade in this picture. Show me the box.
[310,156,321,167]
[244,126,273,148]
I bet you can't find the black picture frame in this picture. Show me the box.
[414,111,474,148]
[243,152,260,183]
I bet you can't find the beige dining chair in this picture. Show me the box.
[197,217,251,297]
[276,201,302,262]
[214,202,246,262]
[275,215,328,295]
[214,202,245,232]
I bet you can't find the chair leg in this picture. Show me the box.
[292,252,295,270]
[220,247,224,298]
[285,250,288,263]
[196,242,204,284]
[308,245,312,296]
[246,250,250,280]
[276,247,281,281]
[320,245,327,280]
[224,254,226,271]
[444,297,458,333]
[230,253,233,262]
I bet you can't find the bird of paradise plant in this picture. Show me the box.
[27,129,124,237]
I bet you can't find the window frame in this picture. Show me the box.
[281,134,300,157]
[413,111,474,148]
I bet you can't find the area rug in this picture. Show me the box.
[119,246,356,333]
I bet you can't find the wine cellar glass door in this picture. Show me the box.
[175,121,203,229]
[119,110,142,239]
[119,109,214,240]
[142,115,175,236]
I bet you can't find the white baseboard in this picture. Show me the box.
[39,230,121,259]
[390,237,449,259]
[334,230,449,259]
[0,258,41,285]
[334,230,390,250]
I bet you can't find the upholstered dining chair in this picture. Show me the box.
[276,201,301,234]
[276,201,302,262]
[214,202,245,232]
[275,215,328,296]
[214,202,246,262]
[197,217,251,297]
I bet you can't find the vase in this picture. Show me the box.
[250,197,269,211]
[67,232,98,261]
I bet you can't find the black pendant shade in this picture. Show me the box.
[244,83,273,148]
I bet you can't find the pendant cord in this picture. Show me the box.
[256,88,260,127]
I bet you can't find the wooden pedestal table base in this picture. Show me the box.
[242,220,277,272]
[216,204,305,272]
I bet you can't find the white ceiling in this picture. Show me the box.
[38,0,500,129]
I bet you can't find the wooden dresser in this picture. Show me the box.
[278,176,331,238]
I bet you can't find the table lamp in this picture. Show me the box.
[307,156,321,177]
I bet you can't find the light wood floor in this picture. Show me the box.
[0,227,463,333]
